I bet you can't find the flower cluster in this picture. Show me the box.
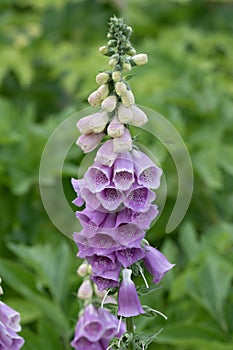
[71,304,125,350]
[71,16,174,350]
[0,279,24,350]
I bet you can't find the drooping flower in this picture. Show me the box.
[71,304,126,350]
[118,269,145,317]
[143,245,175,284]
[0,301,24,350]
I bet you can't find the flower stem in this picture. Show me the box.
[126,317,135,350]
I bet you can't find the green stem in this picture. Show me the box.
[126,317,135,350]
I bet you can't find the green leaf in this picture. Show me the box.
[157,323,230,349]
[8,242,72,303]
[4,298,42,324]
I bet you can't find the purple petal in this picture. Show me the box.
[71,337,104,350]
[71,178,85,206]
[115,208,132,227]
[114,224,145,246]
[132,149,162,189]
[97,187,123,211]
[91,265,121,291]
[86,253,116,274]
[80,187,101,210]
[84,164,112,193]
[143,246,175,284]
[131,205,159,229]
[113,152,134,190]
[118,269,144,317]
[116,247,145,268]
[76,208,107,236]
[125,184,155,213]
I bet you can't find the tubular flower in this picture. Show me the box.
[118,269,145,317]
[0,301,24,350]
[71,304,125,350]
[143,245,175,284]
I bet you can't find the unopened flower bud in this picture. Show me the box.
[96,72,109,85]
[132,53,148,66]
[122,62,132,72]
[77,111,108,134]
[88,90,102,106]
[97,84,109,100]
[107,116,124,137]
[115,81,127,97]
[112,70,122,82]
[108,39,117,47]
[77,279,93,300]
[127,47,137,56]
[130,105,148,126]
[77,262,89,277]
[76,132,104,153]
[121,89,135,107]
[99,46,108,55]
[113,127,132,152]
[101,95,117,112]
[109,57,118,67]
[118,103,134,124]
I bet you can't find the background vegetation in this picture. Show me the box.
[0,0,232,349]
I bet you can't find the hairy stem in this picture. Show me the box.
[126,317,135,350]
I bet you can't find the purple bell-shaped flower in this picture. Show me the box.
[118,268,145,317]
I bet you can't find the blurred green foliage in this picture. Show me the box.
[0,0,232,349]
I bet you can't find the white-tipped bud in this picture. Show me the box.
[132,53,148,66]
[121,89,135,107]
[76,132,104,153]
[77,279,93,300]
[101,95,117,112]
[113,127,132,153]
[77,110,109,134]
[112,71,122,82]
[107,116,124,137]
[95,140,117,166]
[99,46,108,55]
[130,105,148,126]
[96,72,109,85]
[97,84,109,100]
[115,81,127,97]
[88,90,102,106]
[122,62,132,72]
[118,103,134,124]
[127,47,137,56]
[77,262,89,277]
[109,58,118,67]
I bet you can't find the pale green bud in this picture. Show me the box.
[112,70,122,82]
[77,262,89,277]
[122,62,132,72]
[107,116,124,137]
[77,279,93,300]
[115,81,127,96]
[121,89,135,107]
[113,127,132,152]
[97,84,109,100]
[132,53,148,65]
[109,57,118,67]
[96,72,109,85]
[99,46,108,54]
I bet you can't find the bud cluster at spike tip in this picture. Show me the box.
[71,16,175,350]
